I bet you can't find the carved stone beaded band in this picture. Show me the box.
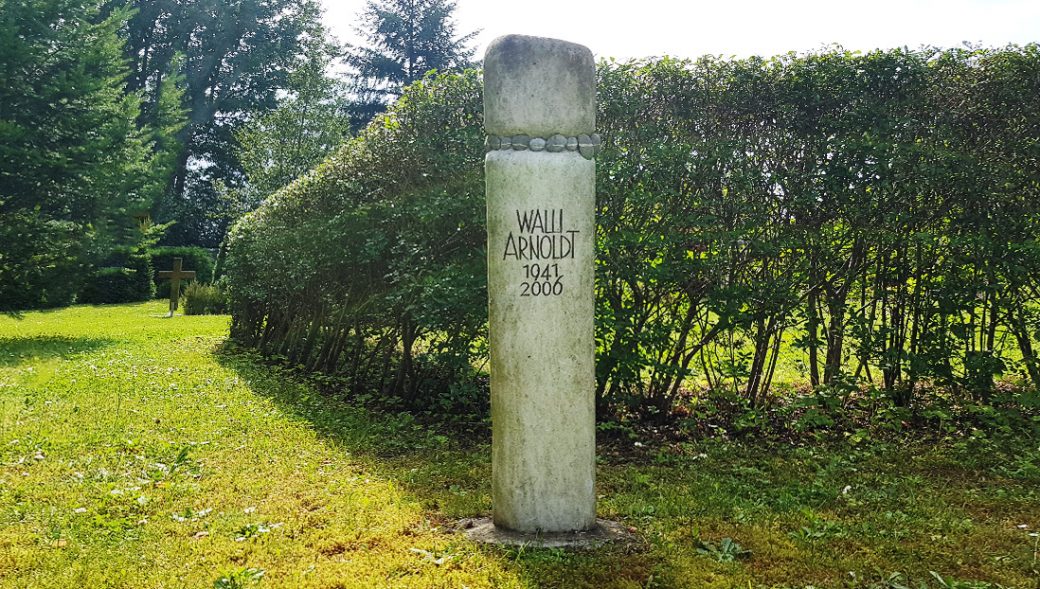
[485,133,603,160]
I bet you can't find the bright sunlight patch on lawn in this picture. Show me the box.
[0,303,520,588]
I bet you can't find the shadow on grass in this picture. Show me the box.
[210,344,1040,588]
[213,344,667,589]
[0,335,119,367]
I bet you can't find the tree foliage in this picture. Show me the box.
[346,0,477,127]
[112,0,327,246]
[220,29,352,220]
[0,0,176,311]
[224,46,1040,419]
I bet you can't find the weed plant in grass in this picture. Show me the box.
[0,303,1038,588]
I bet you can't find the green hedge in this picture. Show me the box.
[0,213,89,311]
[225,69,486,413]
[225,46,1040,419]
[78,249,154,305]
[150,246,215,298]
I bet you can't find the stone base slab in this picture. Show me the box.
[459,518,635,549]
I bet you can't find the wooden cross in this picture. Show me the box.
[157,257,196,316]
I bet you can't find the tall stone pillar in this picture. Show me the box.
[484,34,601,534]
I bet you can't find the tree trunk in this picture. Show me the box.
[1011,306,1040,388]
[807,286,822,388]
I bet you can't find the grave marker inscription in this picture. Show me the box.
[483,34,602,534]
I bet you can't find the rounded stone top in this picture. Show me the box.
[483,34,596,137]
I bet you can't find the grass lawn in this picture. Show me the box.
[1,302,1038,588]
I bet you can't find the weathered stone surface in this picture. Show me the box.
[547,134,567,152]
[484,34,598,535]
[486,134,603,158]
[577,134,594,159]
[484,35,596,137]
[486,150,596,532]
[462,518,636,548]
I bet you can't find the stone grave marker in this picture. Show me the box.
[157,257,196,317]
[466,34,626,546]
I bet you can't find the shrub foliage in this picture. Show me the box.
[78,248,155,304]
[182,282,228,315]
[225,46,1040,418]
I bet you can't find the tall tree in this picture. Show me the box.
[0,0,176,311]
[220,29,352,219]
[112,0,326,246]
[346,0,477,127]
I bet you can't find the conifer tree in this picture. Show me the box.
[0,0,174,310]
[346,0,477,127]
